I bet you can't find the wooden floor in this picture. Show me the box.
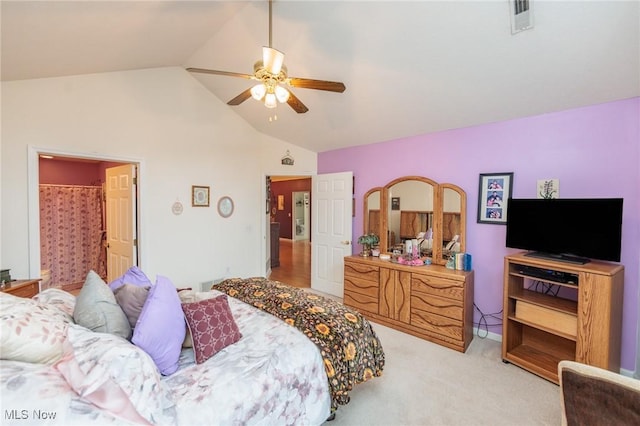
[269,239,311,288]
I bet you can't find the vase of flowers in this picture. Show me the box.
[357,233,380,257]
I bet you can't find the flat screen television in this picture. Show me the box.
[505,198,623,264]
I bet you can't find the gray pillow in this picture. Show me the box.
[114,284,150,328]
[73,270,132,340]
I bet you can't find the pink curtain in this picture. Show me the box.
[40,185,106,288]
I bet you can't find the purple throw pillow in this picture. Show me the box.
[108,266,153,292]
[132,275,185,375]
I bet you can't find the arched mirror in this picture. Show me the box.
[363,187,382,237]
[380,176,437,255]
[365,176,466,266]
[437,184,466,264]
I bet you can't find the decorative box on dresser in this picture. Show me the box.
[344,255,474,352]
[502,252,624,384]
[1,279,41,298]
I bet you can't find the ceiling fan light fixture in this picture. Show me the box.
[187,0,344,114]
[275,85,290,103]
[251,84,267,100]
[264,92,277,108]
[263,46,285,75]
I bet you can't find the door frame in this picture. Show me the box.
[27,145,145,280]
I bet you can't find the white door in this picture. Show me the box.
[311,172,353,297]
[106,164,137,282]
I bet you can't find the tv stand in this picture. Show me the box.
[502,252,624,383]
[524,251,590,265]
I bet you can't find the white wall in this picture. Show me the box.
[1,67,316,288]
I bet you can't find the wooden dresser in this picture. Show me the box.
[344,256,474,352]
[1,279,41,298]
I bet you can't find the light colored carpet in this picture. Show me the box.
[327,322,561,426]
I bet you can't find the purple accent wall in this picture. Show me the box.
[319,97,639,372]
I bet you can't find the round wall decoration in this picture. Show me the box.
[217,196,234,218]
[172,201,184,215]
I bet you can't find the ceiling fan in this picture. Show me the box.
[187,0,345,114]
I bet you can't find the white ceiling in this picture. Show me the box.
[2,1,639,153]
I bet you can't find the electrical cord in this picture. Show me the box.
[527,280,560,296]
[473,303,502,339]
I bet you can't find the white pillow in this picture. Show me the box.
[0,292,70,364]
[33,287,77,320]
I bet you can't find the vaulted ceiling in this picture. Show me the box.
[2,1,639,153]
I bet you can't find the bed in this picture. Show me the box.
[0,270,384,425]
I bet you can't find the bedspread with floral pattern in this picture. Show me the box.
[215,277,385,412]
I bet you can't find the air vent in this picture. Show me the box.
[509,0,534,34]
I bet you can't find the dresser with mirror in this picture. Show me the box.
[345,175,474,352]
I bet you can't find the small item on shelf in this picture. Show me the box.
[1,269,11,283]
[445,254,456,269]
[379,253,391,261]
[357,233,380,257]
[396,255,426,266]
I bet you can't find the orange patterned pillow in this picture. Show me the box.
[181,295,242,364]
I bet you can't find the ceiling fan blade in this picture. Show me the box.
[286,91,309,114]
[287,77,346,93]
[187,68,254,80]
[227,88,253,106]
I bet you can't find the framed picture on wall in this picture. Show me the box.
[477,172,513,224]
[391,197,400,210]
[192,185,210,207]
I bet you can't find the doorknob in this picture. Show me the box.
[341,240,351,245]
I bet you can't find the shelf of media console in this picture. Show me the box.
[508,286,577,315]
[509,269,578,288]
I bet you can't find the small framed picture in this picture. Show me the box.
[477,172,513,224]
[391,197,400,210]
[192,185,210,207]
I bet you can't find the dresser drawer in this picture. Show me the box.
[411,309,463,341]
[344,261,379,282]
[412,274,463,300]
[345,275,379,299]
[411,292,463,321]
[344,291,378,315]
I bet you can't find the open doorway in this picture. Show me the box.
[28,147,141,288]
[268,176,311,288]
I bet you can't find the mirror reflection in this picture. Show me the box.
[442,187,462,257]
[387,180,434,251]
[364,188,381,235]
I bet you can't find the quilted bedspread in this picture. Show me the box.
[215,277,385,412]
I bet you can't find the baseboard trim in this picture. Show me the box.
[473,328,502,342]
